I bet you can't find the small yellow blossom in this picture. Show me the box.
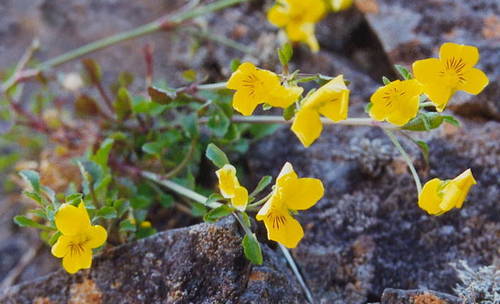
[291,75,349,147]
[140,221,152,228]
[256,162,324,248]
[267,0,327,52]
[216,164,248,211]
[418,169,477,215]
[51,201,107,274]
[226,62,303,116]
[369,79,423,126]
[330,0,354,12]
[413,43,489,111]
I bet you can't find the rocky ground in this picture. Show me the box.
[0,0,498,303]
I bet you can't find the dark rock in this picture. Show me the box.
[248,120,500,303]
[362,0,500,120]
[0,218,306,303]
[381,288,461,304]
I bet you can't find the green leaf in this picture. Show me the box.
[148,86,175,105]
[181,113,199,139]
[191,202,208,217]
[48,231,61,246]
[230,59,241,72]
[65,193,83,205]
[442,115,461,127]
[382,76,391,85]
[240,212,252,228]
[203,205,234,223]
[364,102,373,114]
[242,233,263,265]
[208,104,231,137]
[394,64,413,80]
[278,43,293,66]
[119,219,136,232]
[142,141,166,156]
[97,206,117,219]
[130,195,151,209]
[206,143,230,168]
[416,140,430,165]
[159,193,174,208]
[114,87,132,120]
[19,170,41,193]
[251,176,272,196]
[14,215,53,231]
[283,104,296,121]
[402,113,445,132]
[92,138,114,168]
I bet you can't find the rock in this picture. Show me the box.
[0,218,306,303]
[381,288,461,304]
[361,0,500,120]
[248,120,500,303]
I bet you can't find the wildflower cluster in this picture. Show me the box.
[1,0,489,277]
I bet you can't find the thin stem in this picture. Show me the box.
[200,115,397,129]
[247,192,272,209]
[183,28,251,54]
[384,129,423,194]
[164,140,197,179]
[1,0,247,93]
[420,101,435,108]
[1,39,40,94]
[233,212,253,235]
[140,171,221,209]
[278,244,315,304]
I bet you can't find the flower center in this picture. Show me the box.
[381,87,406,109]
[241,73,262,97]
[440,57,467,87]
[267,212,287,229]
[68,235,90,256]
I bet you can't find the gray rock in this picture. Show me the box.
[362,0,500,120]
[248,120,500,303]
[0,218,306,304]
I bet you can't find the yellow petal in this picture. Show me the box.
[267,3,290,27]
[62,247,92,274]
[276,162,298,188]
[302,0,327,22]
[256,196,275,220]
[423,84,453,112]
[86,225,108,249]
[448,169,477,208]
[458,68,489,95]
[439,43,479,69]
[226,62,257,90]
[318,89,349,122]
[232,90,260,116]
[268,86,303,109]
[291,107,323,147]
[386,95,420,126]
[55,202,91,236]
[285,177,324,210]
[263,211,304,248]
[216,164,239,198]
[51,235,71,258]
[439,183,462,212]
[231,186,248,211]
[418,178,444,215]
[413,58,453,110]
[302,23,320,53]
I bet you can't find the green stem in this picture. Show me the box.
[209,115,397,129]
[247,192,272,209]
[1,0,247,93]
[164,140,197,179]
[278,244,315,304]
[182,28,251,54]
[384,129,423,194]
[419,101,435,108]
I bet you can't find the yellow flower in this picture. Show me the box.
[256,162,324,248]
[413,43,489,111]
[267,0,327,52]
[418,169,477,215]
[369,79,423,126]
[51,201,107,274]
[330,0,353,12]
[291,75,349,147]
[140,221,152,228]
[216,164,248,211]
[226,62,303,116]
